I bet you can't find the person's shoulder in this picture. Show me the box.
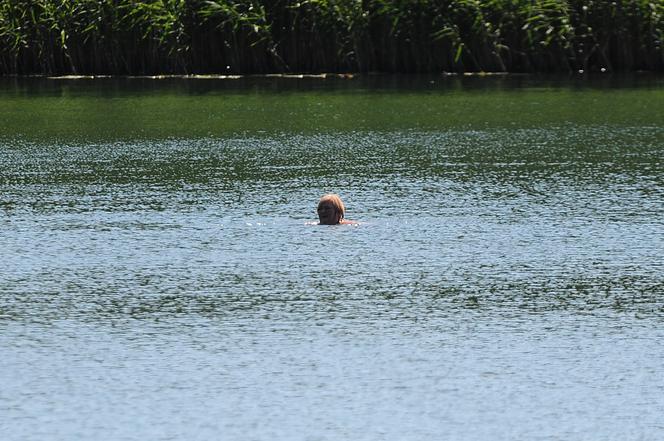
[304,220,360,226]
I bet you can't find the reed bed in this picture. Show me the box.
[1,0,662,75]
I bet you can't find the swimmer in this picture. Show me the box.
[316,194,357,225]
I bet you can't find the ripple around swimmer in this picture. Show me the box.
[1,129,663,325]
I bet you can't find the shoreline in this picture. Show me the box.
[2,71,661,81]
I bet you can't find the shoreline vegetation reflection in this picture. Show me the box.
[1,74,663,141]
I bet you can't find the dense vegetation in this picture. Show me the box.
[1,0,663,75]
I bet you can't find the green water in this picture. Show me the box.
[2,75,663,140]
[1,75,663,441]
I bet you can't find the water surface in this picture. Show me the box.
[1,75,663,440]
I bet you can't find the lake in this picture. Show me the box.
[1,74,663,440]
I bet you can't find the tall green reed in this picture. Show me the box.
[1,0,662,75]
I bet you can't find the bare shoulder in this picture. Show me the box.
[305,219,360,226]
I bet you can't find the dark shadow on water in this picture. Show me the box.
[2,73,664,98]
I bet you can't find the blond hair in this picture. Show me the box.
[318,194,345,219]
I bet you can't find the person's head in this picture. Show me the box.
[317,194,345,225]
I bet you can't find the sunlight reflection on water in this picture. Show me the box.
[2,121,664,439]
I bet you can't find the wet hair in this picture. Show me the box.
[317,194,345,219]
